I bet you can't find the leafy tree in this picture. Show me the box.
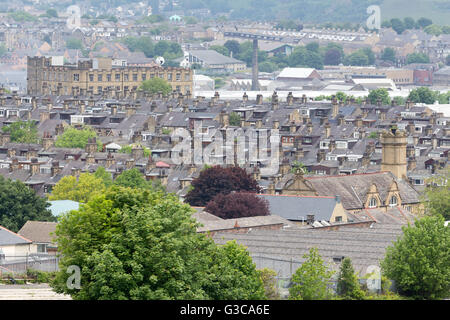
[368,88,391,105]
[337,258,365,300]
[259,61,278,73]
[184,16,198,25]
[446,55,450,66]
[390,18,405,34]
[289,247,334,300]
[185,166,261,206]
[45,9,58,18]
[205,192,270,219]
[305,42,319,53]
[1,121,39,144]
[423,169,450,220]
[224,40,241,56]
[229,112,241,126]
[210,45,229,56]
[113,168,150,190]
[55,126,102,150]
[0,176,55,232]
[121,36,154,57]
[290,161,308,174]
[94,167,113,188]
[393,96,406,106]
[205,240,266,300]
[424,24,443,36]
[417,17,433,29]
[403,17,416,29]
[362,48,375,65]
[140,78,172,95]
[66,38,83,50]
[343,50,369,66]
[258,268,280,300]
[324,48,342,65]
[51,187,265,300]
[8,11,39,22]
[381,215,450,299]
[119,144,151,157]
[381,48,396,63]
[408,87,438,104]
[406,52,430,64]
[49,173,106,203]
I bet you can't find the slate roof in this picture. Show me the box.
[213,224,405,276]
[305,171,420,210]
[256,194,340,221]
[0,225,32,246]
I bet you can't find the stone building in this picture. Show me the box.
[27,56,193,97]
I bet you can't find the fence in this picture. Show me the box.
[0,254,59,277]
[252,254,390,297]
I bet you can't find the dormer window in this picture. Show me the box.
[389,195,398,207]
[368,197,377,208]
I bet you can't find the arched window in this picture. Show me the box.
[368,197,377,208]
[389,195,398,206]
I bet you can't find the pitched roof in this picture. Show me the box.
[18,221,57,244]
[306,171,420,210]
[257,194,339,221]
[277,67,316,79]
[0,225,32,246]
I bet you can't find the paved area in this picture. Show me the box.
[0,283,71,300]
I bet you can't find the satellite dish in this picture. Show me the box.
[155,56,165,66]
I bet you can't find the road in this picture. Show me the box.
[0,284,71,300]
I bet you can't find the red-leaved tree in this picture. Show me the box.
[185,166,261,207]
[205,192,270,219]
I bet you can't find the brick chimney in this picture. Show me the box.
[256,94,263,105]
[51,161,61,176]
[30,158,40,175]
[42,132,54,151]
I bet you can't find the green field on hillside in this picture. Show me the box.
[380,0,450,25]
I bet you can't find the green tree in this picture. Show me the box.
[424,24,443,36]
[119,144,151,157]
[381,48,396,63]
[94,166,113,188]
[1,121,39,144]
[390,18,405,34]
[51,187,265,300]
[224,40,241,56]
[417,17,433,29]
[381,215,450,299]
[368,88,391,105]
[229,112,241,126]
[406,53,430,64]
[0,176,55,232]
[45,9,58,18]
[423,169,450,220]
[289,247,334,300]
[49,173,106,203]
[258,268,280,300]
[66,38,83,50]
[336,258,365,300]
[140,78,172,95]
[113,168,149,189]
[210,45,229,56]
[343,50,369,66]
[408,87,438,104]
[55,126,102,150]
[446,55,450,66]
[403,17,416,29]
